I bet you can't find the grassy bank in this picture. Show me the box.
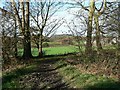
[54,59,120,89]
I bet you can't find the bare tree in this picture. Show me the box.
[22,1,32,58]
[30,0,63,57]
[93,0,106,53]
[65,14,87,55]
[101,2,119,47]
[0,12,17,63]
[13,18,18,57]
[70,0,95,56]
[1,0,32,58]
[118,2,120,52]
[69,0,106,56]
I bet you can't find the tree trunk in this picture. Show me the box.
[86,17,93,55]
[117,3,120,61]
[23,1,32,58]
[11,0,22,32]
[23,33,32,58]
[117,3,120,79]
[14,20,17,57]
[2,23,6,62]
[94,16,102,52]
[85,0,95,56]
[39,32,43,57]
[36,43,39,51]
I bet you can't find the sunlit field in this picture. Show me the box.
[18,46,79,56]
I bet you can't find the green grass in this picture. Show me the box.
[2,64,37,88]
[2,56,120,89]
[54,60,120,89]
[43,46,78,55]
[18,46,79,56]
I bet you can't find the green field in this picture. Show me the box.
[18,46,79,56]
[43,46,78,55]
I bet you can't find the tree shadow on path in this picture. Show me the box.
[19,58,70,89]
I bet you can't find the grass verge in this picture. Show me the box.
[54,59,120,89]
[2,63,37,88]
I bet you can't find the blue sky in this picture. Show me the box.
[0,0,4,8]
[0,0,75,35]
[0,0,119,35]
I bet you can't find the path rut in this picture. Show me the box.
[19,59,69,89]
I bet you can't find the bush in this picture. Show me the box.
[43,42,49,47]
[61,38,73,45]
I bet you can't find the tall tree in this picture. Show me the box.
[0,11,16,63]
[22,1,32,58]
[0,0,32,58]
[118,3,120,51]
[102,2,119,47]
[0,3,18,58]
[93,0,106,52]
[31,0,63,57]
[72,0,95,56]
[85,0,95,56]
[14,19,18,57]
[71,0,106,56]
[11,0,32,58]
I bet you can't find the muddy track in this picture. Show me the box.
[19,59,69,89]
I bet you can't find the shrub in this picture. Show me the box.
[61,38,73,45]
[43,42,49,47]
